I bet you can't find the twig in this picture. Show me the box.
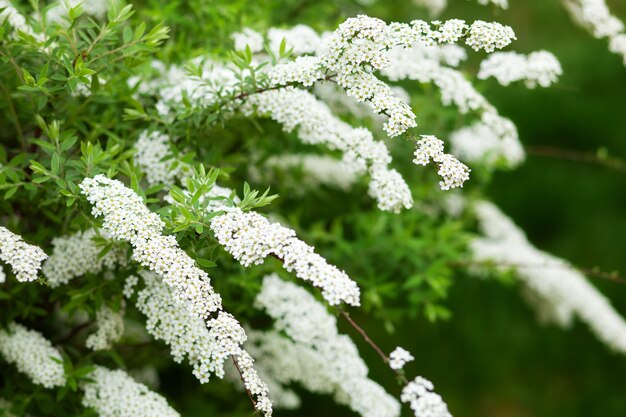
[53,321,92,345]
[450,259,626,286]
[230,354,260,416]
[526,145,626,174]
[339,310,409,385]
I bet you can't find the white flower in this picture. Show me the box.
[85,305,125,351]
[80,175,221,319]
[231,28,264,52]
[478,51,562,88]
[135,130,189,186]
[43,229,127,288]
[0,227,47,283]
[210,208,361,306]
[389,347,414,370]
[413,136,471,190]
[476,0,508,9]
[471,200,626,354]
[263,154,360,191]
[401,376,452,417]
[251,274,401,417]
[0,323,66,388]
[81,366,180,417]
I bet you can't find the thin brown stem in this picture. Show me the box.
[230,354,260,416]
[0,81,25,149]
[339,310,409,385]
[54,321,92,345]
[450,259,626,286]
[526,145,626,174]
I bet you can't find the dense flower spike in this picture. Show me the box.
[85,305,125,351]
[389,346,415,370]
[243,88,413,212]
[450,117,524,167]
[210,208,361,306]
[0,323,66,388]
[472,200,626,353]
[131,272,272,412]
[81,366,180,417]
[383,44,526,169]
[135,130,189,186]
[564,0,626,65]
[478,51,563,88]
[401,376,452,417]
[79,175,222,318]
[413,136,470,190]
[43,229,128,288]
[0,227,47,283]
[252,274,400,417]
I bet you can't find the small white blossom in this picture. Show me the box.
[85,305,125,351]
[389,347,414,370]
[135,130,189,186]
[413,136,470,190]
[471,200,626,354]
[43,229,127,288]
[252,275,401,417]
[0,323,66,388]
[210,208,361,306]
[231,28,264,52]
[478,51,562,88]
[401,376,452,417]
[81,366,180,417]
[80,175,222,319]
[476,0,508,9]
[0,227,47,283]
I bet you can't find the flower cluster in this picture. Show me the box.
[450,114,525,168]
[471,200,626,353]
[243,87,412,212]
[0,226,47,283]
[45,0,112,24]
[413,0,447,17]
[478,51,563,88]
[389,346,415,370]
[132,272,272,413]
[210,208,361,306]
[81,366,180,417]
[43,229,128,288]
[135,130,188,186]
[564,0,626,65]
[383,45,526,169]
[251,274,401,417]
[85,305,125,351]
[0,323,66,388]
[80,175,221,319]
[401,376,452,417]
[413,136,470,190]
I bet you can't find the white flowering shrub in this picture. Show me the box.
[1,0,625,416]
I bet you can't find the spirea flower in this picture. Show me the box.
[243,87,412,212]
[135,130,188,186]
[81,366,180,417]
[478,51,562,88]
[231,27,264,52]
[389,347,415,370]
[252,274,400,417]
[413,136,470,190]
[85,305,125,351]
[43,229,128,288]
[450,114,525,168]
[401,376,452,417]
[80,175,222,319]
[210,208,360,306]
[0,323,66,388]
[564,0,626,66]
[0,227,47,283]
[471,200,626,354]
[476,0,508,9]
[132,272,272,412]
